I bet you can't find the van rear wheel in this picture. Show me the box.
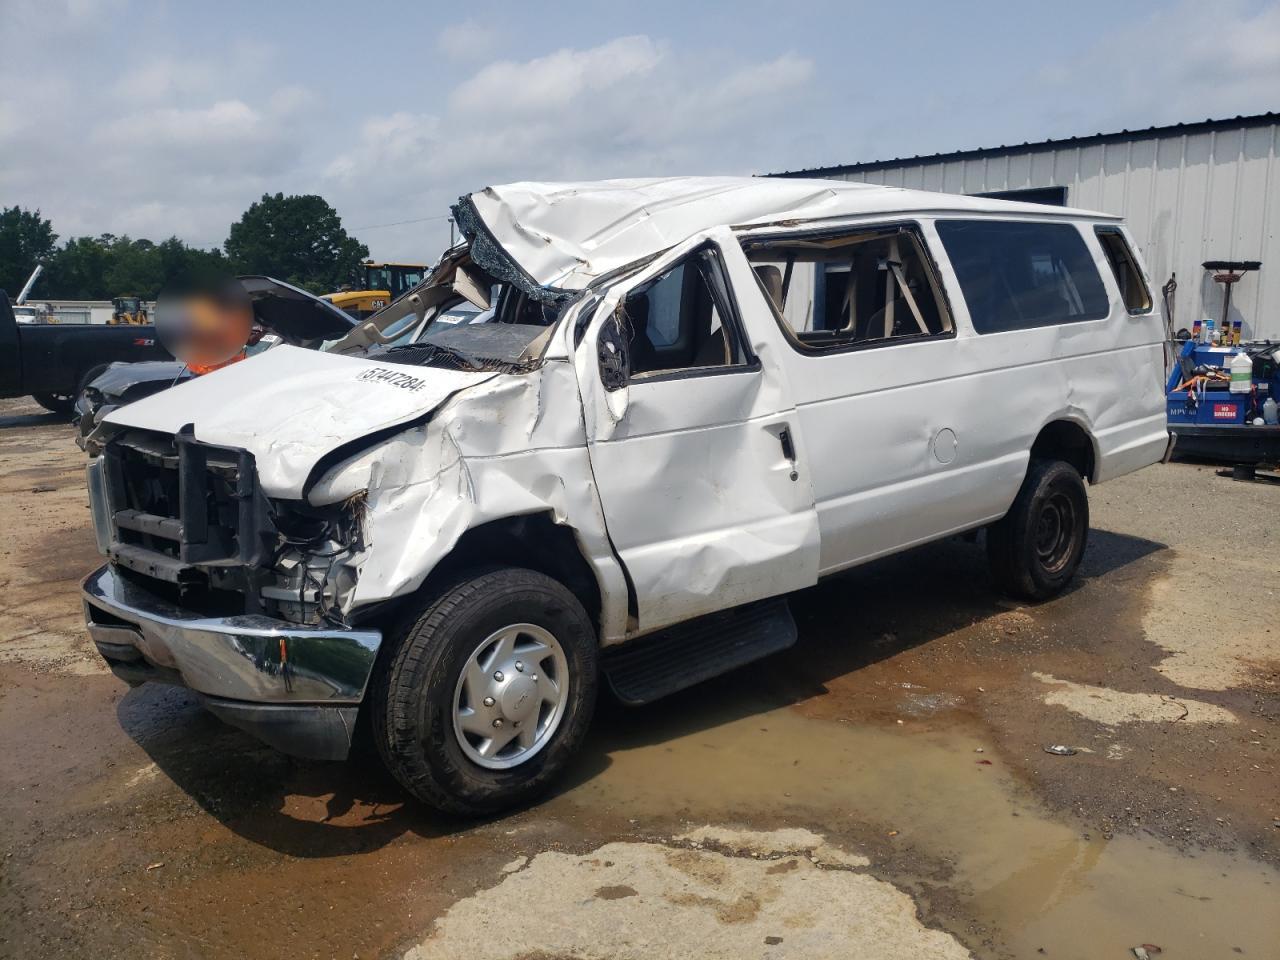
[372,567,598,815]
[987,459,1088,601]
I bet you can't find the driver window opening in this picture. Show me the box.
[742,226,952,351]
[621,250,748,378]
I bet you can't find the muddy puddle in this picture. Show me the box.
[563,697,1280,959]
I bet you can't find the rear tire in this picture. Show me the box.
[32,393,74,415]
[372,567,598,815]
[987,459,1089,601]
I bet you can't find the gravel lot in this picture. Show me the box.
[1,394,1277,959]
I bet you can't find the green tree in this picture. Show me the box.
[224,192,368,294]
[0,206,58,296]
[44,235,114,300]
[104,237,164,297]
[155,237,227,290]
[42,234,226,300]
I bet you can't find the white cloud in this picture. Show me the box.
[95,100,264,149]
[437,19,502,61]
[5,0,121,30]
[1037,0,1280,130]
[321,35,816,257]
[23,5,1270,265]
[111,57,219,103]
[0,101,21,141]
[268,84,314,116]
[450,35,664,116]
[0,6,326,248]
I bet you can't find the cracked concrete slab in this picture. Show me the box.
[405,829,968,960]
[1033,672,1236,725]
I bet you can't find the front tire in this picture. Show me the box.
[987,459,1089,601]
[372,567,598,815]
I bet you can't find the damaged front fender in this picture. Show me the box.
[306,363,631,641]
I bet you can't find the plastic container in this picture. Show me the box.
[1265,397,1279,425]
[1205,319,1217,344]
[1230,351,1254,393]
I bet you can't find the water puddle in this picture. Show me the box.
[566,697,1279,959]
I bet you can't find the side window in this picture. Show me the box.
[621,248,748,378]
[936,220,1110,333]
[1095,228,1152,314]
[740,225,952,351]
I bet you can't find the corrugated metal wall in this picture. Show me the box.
[828,121,1280,340]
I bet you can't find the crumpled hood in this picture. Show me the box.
[90,360,191,401]
[102,345,497,498]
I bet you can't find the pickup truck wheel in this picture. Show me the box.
[987,458,1089,601]
[372,567,598,815]
[32,392,75,415]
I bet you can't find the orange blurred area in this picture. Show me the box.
[156,281,253,369]
[186,353,247,376]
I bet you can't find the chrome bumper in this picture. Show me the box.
[82,564,382,760]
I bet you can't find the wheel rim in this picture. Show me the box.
[1034,492,1077,574]
[451,623,569,770]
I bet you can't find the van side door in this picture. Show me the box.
[576,232,820,635]
[735,221,994,574]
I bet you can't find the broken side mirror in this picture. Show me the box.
[597,306,630,392]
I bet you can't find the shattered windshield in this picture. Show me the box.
[330,241,575,371]
[364,272,566,371]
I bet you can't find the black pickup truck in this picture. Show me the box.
[0,290,170,413]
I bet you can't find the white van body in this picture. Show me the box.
[83,177,1169,810]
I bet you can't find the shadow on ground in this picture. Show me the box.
[118,527,1165,858]
[0,409,68,430]
[589,527,1165,755]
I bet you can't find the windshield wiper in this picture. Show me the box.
[382,342,485,371]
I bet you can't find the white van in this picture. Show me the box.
[82,177,1170,813]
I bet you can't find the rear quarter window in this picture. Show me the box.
[1095,227,1152,314]
[937,220,1110,333]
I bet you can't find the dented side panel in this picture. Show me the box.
[574,228,821,634]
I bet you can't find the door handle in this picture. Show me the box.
[778,427,796,461]
[778,426,799,481]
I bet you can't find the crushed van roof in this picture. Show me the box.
[458,176,1116,292]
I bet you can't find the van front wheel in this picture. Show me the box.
[372,567,598,815]
[987,459,1089,601]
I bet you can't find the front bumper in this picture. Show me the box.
[82,564,382,760]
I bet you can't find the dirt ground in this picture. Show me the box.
[1,394,1277,960]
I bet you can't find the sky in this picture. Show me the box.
[3,0,1279,262]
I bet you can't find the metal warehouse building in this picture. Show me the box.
[773,113,1280,340]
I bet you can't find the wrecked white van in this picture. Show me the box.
[82,177,1170,812]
